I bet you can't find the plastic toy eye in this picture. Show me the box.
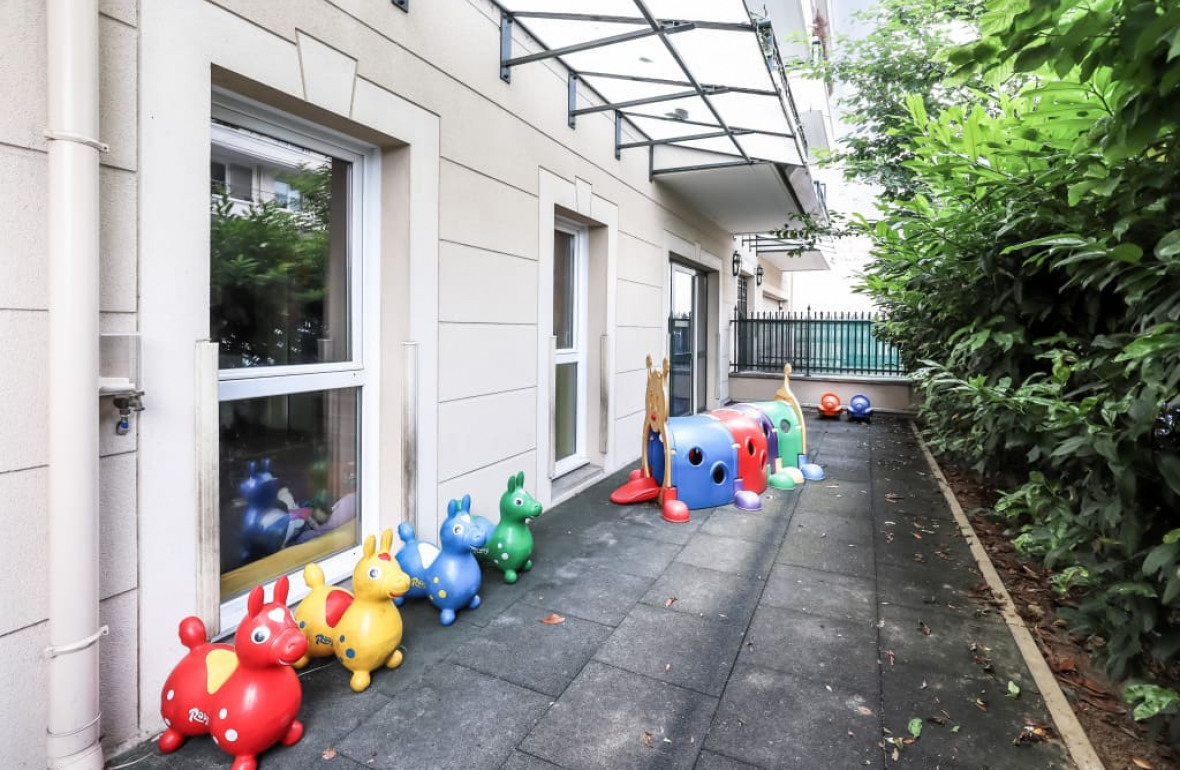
[368,567,381,579]
[452,524,464,535]
[251,627,272,644]
[514,497,524,506]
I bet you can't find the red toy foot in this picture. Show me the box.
[158,728,185,754]
[610,475,659,504]
[282,719,304,746]
[628,469,643,480]
[662,499,690,523]
[230,755,257,770]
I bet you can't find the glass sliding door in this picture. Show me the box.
[669,262,707,417]
[553,222,588,476]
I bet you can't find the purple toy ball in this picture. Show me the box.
[734,490,762,511]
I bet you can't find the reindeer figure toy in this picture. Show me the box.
[293,528,411,692]
[395,495,490,625]
[158,576,307,770]
[476,471,544,583]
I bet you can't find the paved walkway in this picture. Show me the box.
[117,416,1074,770]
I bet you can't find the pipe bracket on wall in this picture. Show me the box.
[44,626,109,660]
[44,129,109,153]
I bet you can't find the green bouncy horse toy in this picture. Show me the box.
[475,472,543,583]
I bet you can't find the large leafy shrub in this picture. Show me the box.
[849,0,1180,734]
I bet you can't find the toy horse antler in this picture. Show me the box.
[773,363,807,456]
[641,355,673,491]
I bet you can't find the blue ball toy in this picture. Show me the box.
[848,394,873,422]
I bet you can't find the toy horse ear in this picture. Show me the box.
[516,471,525,489]
[506,475,516,493]
[273,575,290,606]
[447,499,457,518]
[462,494,471,512]
[247,584,265,617]
[247,460,257,475]
[645,354,653,372]
[363,533,376,558]
[661,357,670,376]
[380,528,394,554]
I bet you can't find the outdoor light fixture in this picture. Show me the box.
[756,265,765,286]
[732,251,742,277]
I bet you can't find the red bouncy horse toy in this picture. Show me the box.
[158,576,307,770]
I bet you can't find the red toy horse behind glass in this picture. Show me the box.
[158,576,307,770]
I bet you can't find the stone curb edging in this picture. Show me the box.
[911,421,1107,770]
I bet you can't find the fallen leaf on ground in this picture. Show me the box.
[1055,657,1077,673]
[322,747,337,760]
[664,663,672,672]
[641,732,653,747]
[1013,723,1051,745]
[926,715,946,725]
[908,718,923,738]
[1007,681,1021,698]
[912,532,923,540]
[1132,757,1156,769]
[885,649,896,666]
[919,621,931,635]
[885,493,903,502]
[540,613,566,625]
[857,706,874,716]
[664,597,677,608]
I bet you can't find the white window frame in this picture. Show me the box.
[553,218,589,477]
[211,92,381,629]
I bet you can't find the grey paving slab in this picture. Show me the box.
[740,604,879,694]
[789,508,875,548]
[500,751,568,770]
[704,662,880,769]
[874,511,966,569]
[794,480,872,517]
[692,750,763,770]
[874,561,998,625]
[776,526,875,579]
[676,532,778,579]
[460,564,529,627]
[449,600,612,697]
[761,563,876,623]
[575,525,685,579]
[878,603,1030,684]
[594,602,746,697]
[521,660,717,770]
[604,507,703,542]
[640,561,763,628]
[519,557,653,627]
[371,601,478,698]
[337,662,551,770]
[811,456,872,483]
[698,506,790,544]
[880,661,1071,769]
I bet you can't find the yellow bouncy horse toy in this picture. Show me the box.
[294,528,411,692]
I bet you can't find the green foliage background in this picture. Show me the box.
[821,0,1180,733]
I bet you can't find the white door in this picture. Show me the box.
[553,221,588,476]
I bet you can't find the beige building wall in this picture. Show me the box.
[0,0,753,765]
[0,1,141,767]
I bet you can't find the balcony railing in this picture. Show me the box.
[731,310,907,377]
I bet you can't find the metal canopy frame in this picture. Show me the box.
[491,0,813,184]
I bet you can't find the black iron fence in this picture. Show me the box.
[731,310,907,377]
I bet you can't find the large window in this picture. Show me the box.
[211,99,373,601]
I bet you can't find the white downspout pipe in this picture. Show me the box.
[45,1,105,769]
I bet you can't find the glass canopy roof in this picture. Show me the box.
[492,0,818,196]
